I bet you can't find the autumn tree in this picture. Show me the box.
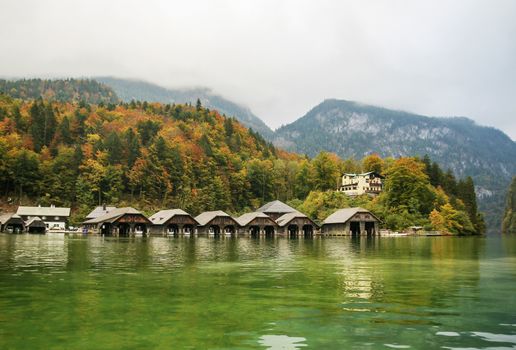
[311,152,340,191]
[382,157,435,215]
[362,153,384,174]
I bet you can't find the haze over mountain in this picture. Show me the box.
[96,77,274,139]
[273,99,516,229]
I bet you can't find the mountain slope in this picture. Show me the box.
[96,77,274,139]
[502,177,516,234]
[0,78,119,104]
[274,99,516,230]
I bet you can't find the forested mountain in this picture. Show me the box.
[502,177,516,234]
[274,99,516,230]
[0,92,481,234]
[0,78,119,105]
[96,77,274,139]
[0,94,285,220]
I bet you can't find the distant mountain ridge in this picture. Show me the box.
[0,78,118,105]
[96,77,274,139]
[273,99,516,230]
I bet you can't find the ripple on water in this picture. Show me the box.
[384,344,411,349]
[437,332,461,337]
[258,335,307,349]
[471,332,516,344]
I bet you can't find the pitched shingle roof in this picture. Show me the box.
[323,207,380,224]
[256,200,298,214]
[235,212,273,226]
[25,216,46,227]
[85,206,118,219]
[0,213,23,224]
[276,211,318,227]
[149,209,194,225]
[17,206,71,217]
[83,207,146,224]
[194,210,233,226]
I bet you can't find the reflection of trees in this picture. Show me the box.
[345,237,484,310]
[0,235,488,349]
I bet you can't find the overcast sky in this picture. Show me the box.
[1,0,515,139]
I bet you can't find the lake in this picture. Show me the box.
[0,234,515,349]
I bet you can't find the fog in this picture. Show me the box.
[1,0,515,138]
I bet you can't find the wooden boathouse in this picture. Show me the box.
[148,209,198,236]
[0,213,25,233]
[321,207,380,235]
[25,216,46,234]
[276,212,319,238]
[236,212,278,237]
[195,211,239,236]
[256,200,298,221]
[82,207,151,236]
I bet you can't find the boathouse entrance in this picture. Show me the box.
[134,223,147,236]
[167,224,179,236]
[350,221,360,235]
[249,225,260,237]
[264,225,275,238]
[119,223,131,236]
[302,225,314,238]
[224,225,236,235]
[100,223,112,235]
[27,225,45,234]
[365,222,375,235]
[288,224,299,238]
[209,225,221,235]
[183,224,194,235]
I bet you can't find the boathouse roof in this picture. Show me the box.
[85,206,118,220]
[323,207,380,225]
[25,216,46,228]
[17,206,71,217]
[235,212,273,227]
[276,211,317,227]
[83,207,145,224]
[256,200,298,214]
[149,209,195,225]
[0,213,23,224]
[194,210,233,226]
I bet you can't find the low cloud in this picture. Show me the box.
[1,0,515,138]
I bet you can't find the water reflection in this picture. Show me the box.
[0,233,513,350]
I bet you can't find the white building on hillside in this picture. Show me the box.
[339,171,384,196]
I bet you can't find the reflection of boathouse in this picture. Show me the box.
[148,209,198,236]
[276,212,318,238]
[82,207,151,236]
[0,213,25,233]
[322,207,380,236]
[236,212,278,237]
[195,211,239,236]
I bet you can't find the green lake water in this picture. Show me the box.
[0,234,515,349]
